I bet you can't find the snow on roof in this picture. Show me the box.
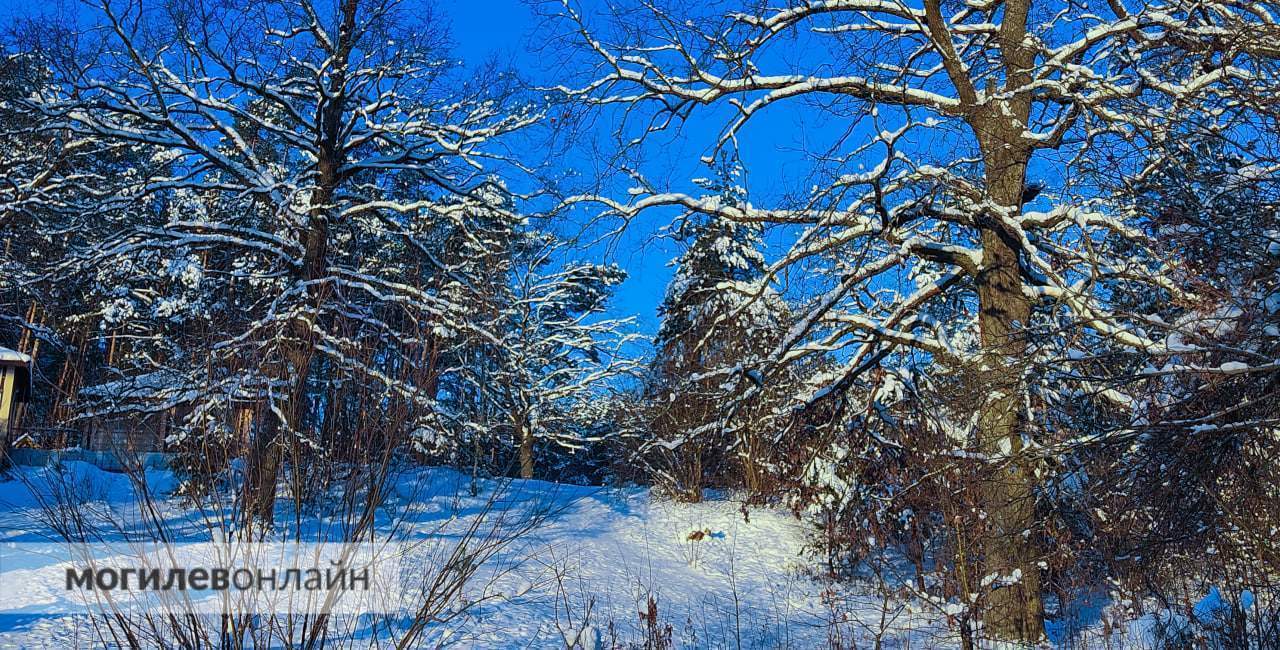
[0,346,31,365]
[79,370,183,398]
[0,347,32,402]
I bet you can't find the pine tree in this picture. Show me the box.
[408,186,637,480]
[646,156,792,500]
[500,254,633,479]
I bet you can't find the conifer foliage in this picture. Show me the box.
[644,156,794,500]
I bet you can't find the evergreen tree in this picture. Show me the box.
[646,156,793,500]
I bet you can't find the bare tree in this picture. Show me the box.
[553,0,1280,641]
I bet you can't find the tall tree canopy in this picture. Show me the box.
[557,0,1280,640]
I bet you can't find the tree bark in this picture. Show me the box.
[975,219,1045,644]
[517,414,534,479]
[959,0,1045,641]
[242,0,360,529]
[971,126,1045,645]
[244,415,282,526]
[243,207,329,528]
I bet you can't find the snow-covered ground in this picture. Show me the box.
[0,461,1236,649]
[0,461,958,649]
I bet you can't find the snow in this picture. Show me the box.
[78,370,185,398]
[1,462,1234,648]
[0,463,953,648]
[0,347,30,364]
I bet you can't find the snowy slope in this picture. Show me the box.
[0,463,1240,648]
[0,462,958,649]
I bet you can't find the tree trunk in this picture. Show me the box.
[242,0,362,529]
[975,234,1044,643]
[972,136,1044,643]
[244,416,282,526]
[244,221,327,527]
[960,0,1045,641]
[517,414,534,479]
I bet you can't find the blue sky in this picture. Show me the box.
[433,0,862,340]
[432,0,1079,345]
[441,0,710,337]
[439,0,856,337]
